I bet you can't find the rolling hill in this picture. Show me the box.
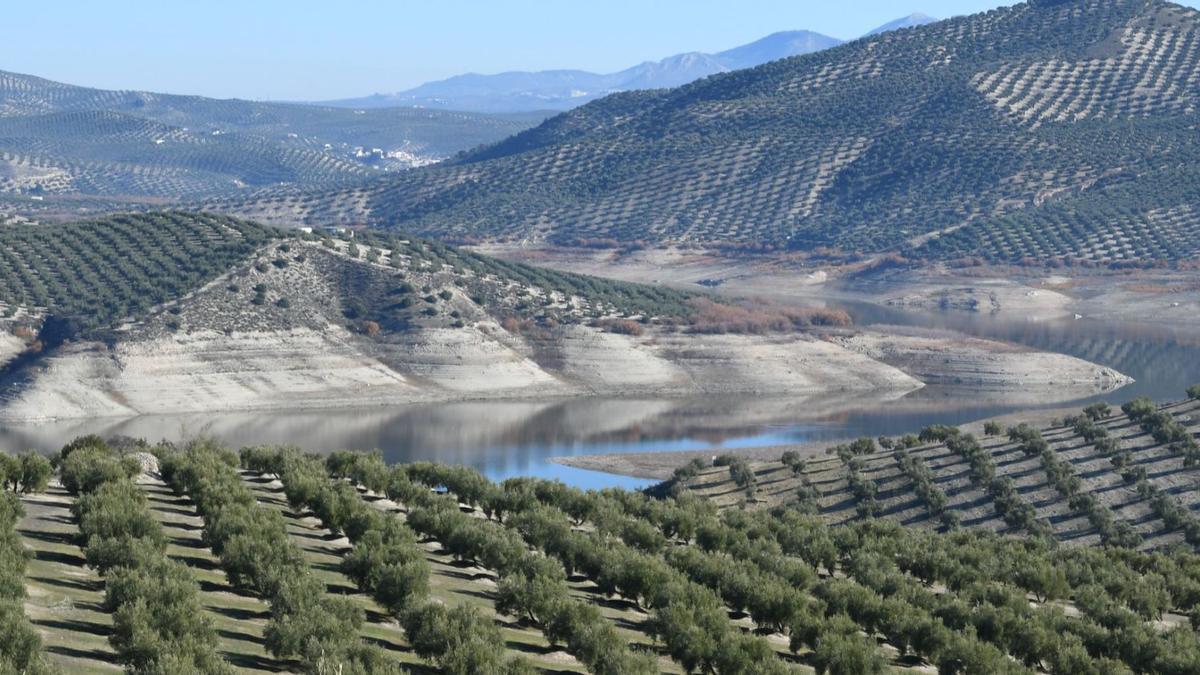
[224,0,1200,264]
[0,69,545,209]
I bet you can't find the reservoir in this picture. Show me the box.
[5,307,1198,490]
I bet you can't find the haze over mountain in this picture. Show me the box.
[865,13,940,36]
[318,15,935,114]
[225,0,1200,265]
[0,69,545,210]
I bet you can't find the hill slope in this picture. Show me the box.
[18,438,1200,675]
[675,393,1200,551]
[0,212,1130,419]
[226,0,1200,264]
[0,69,543,209]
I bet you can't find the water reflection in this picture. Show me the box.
[2,307,1197,489]
[845,301,1200,403]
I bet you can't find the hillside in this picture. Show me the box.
[224,0,1200,264]
[674,391,1200,552]
[0,69,543,213]
[9,437,1200,674]
[0,212,1130,419]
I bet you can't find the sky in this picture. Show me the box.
[4,0,1198,101]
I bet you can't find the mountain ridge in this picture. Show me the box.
[317,16,936,113]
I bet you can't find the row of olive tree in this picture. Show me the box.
[894,449,960,529]
[1007,423,1141,548]
[60,439,229,673]
[241,446,536,675]
[0,473,54,673]
[158,443,398,674]
[338,454,794,675]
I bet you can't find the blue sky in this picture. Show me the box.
[4,1,1198,101]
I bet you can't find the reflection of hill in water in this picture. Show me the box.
[849,303,1200,402]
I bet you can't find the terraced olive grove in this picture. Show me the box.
[675,392,1200,552]
[220,0,1200,264]
[0,212,272,332]
[9,425,1200,674]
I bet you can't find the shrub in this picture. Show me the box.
[672,458,708,482]
[781,450,807,475]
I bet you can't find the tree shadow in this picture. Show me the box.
[44,644,119,664]
[28,574,101,593]
[207,604,271,622]
[30,548,89,567]
[220,650,291,672]
[35,616,110,637]
[18,528,77,546]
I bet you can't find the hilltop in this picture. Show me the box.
[319,15,940,114]
[0,211,1128,419]
[223,0,1200,265]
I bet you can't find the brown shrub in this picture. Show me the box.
[600,319,644,336]
[361,320,381,337]
[685,298,852,335]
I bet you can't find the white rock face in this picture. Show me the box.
[5,328,420,420]
[834,331,1133,403]
[0,242,1129,422]
[2,322,929,421]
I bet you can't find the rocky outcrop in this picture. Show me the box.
[833,330,1132,402]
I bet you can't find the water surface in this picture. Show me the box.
[4,307,1198,489]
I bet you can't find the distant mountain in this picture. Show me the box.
[223,0,1200,265]
[865,13,938,36]
[319,29,850,113]
[713,30,847,70]
[0,69,545,210]
[319,18,944,115]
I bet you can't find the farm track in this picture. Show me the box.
[18,482,119,674]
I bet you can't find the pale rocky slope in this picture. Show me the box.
[833,328,1132,403]
[0,241,1129,421]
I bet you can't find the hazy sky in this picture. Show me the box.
[4,1,1198,101]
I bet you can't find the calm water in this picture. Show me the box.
[4,306,1198,489]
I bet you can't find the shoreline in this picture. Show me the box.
[551,403,1095,480]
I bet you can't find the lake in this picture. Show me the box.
[4,305,1198,490]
